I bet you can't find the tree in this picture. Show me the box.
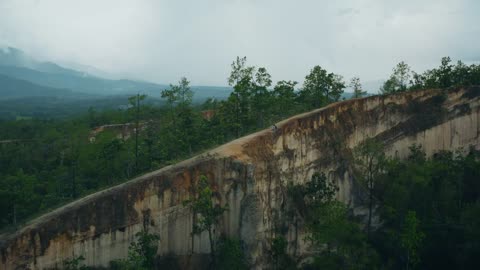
[59,124,89,199]
[381,61,411,93]
[273,80,298,120]
[437,56,453,88]
[128,94,146,173]
[295,173,343,251]
[142,121,159,170]
[409,71,427,90]
[288,173,378,269]
[394,61,411,91]
[176,77,194,107]
[452,60,470,87]
[255,67,272,88]
[161,77,193,106]
[373,147,480,269]
[216,237,248,270]
[127,230,160,269]
[251,67,273,128]
[350,77,367,98]
[1,170,38,227]
[97,136,125,185]
[228,56,255,87]
[408,57,480,91]
[400,211,424,270]
[354,138,386,239]
[183,175,227,264]
[380,76,399,94]
[270,236,296,270]
[161,77,193,122]
[300,65,345,109]
[227,56,256,136]
[112,230,160,270]
[63,255,88,270]
[287,172,338,221]
[161,77,195,156]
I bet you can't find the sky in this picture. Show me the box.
[0,0,479,87]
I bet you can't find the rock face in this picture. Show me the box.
[1,87,480,269]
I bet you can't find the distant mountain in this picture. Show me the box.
[57,60,119,79]
[0,73,84,99]
[0,47,169,95]
[0,47,232,100]
[0,47,83,76]
[0,64,168,96]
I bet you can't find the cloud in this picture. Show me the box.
[0,0,478,88]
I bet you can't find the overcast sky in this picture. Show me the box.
[0,0,479,87]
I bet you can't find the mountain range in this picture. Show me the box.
[0,47,233,97]
[0,47,233,119]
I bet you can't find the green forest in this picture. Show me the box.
[1,56,480,269]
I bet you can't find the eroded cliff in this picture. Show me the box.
[1,87,479,269]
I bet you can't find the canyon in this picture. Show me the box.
[1,86,479,269]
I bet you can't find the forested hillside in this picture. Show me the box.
[0,73,77,99]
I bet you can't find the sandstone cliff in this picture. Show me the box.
[1,87,479,269]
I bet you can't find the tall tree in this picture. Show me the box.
[394,61,412,91]
[175,77,195,154]
[252,67,273,128]
[288,172,378,269]
[437,56,453,88]
[350,77,367,98]
[1,170,38,227]
[161,77,193,126]
[400,211,424,270]
[273,80,298,120]
[183,175,227,265]
[381,61,412,93]
[227,56,256,136]
[354,138,386,239]
[65,131,83,199]
[97,136,125,185]
[228,56,255,86]
[128,94,146,173]
[300,65,345,109]
[161,77,195,156]
[178,77,194,106]
[112,230,160,270]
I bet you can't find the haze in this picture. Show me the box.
[0,0,479,87]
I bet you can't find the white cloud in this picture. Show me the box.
[0,0,478,88]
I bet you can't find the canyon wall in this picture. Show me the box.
[1,87,479,269]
